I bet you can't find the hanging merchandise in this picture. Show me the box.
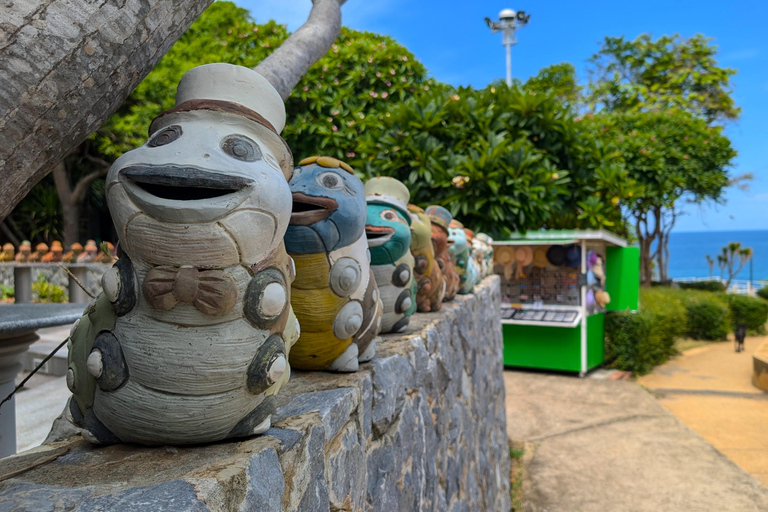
[546,245,566,267]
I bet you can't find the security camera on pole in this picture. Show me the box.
[485,9,531,87]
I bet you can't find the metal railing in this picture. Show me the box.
[673,276,766,296]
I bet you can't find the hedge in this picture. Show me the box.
[756,286,768,301]
[682,292,731,340]
[721,293,768,332]
[677,280,726,292]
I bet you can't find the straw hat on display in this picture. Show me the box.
[515,245,533,277]
[494,246,515,280]
[533,246,549,268]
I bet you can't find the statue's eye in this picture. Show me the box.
[317,171,343,190]
[381,209,399,222]
[148,126,182,147]
[221,135,262,162]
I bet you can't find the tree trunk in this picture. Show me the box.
[255,0,347,100]
[0,0,215,221]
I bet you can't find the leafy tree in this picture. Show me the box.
[591,109,735,283]
[717,242,752,289]
[585,33,740,284]
[587,34,740,123]
[524,63,582,106]
[355,84,635,238]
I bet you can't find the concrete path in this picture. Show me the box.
[504,371,768,512]
[14,324,72,453]
[638,336,768,487]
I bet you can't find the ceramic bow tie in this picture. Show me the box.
[143,266,238,316]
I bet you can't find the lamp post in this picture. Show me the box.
[485,9,531,87]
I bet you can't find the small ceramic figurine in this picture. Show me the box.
[42,241,64,263]
[285,156,382,372]
[29,243,49,263]
[365,177,415,333]
[473,233,494,278]
[0,243,14,262]
[425,205,459,301]
[408,205,445,312]
[63,243,83,263]
[448,220,479,294]
[14,241,31,263]
[77,240,99,263]
[66,63,299,445]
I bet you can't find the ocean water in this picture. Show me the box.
[666,230,768,281]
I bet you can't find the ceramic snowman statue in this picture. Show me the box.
[408,205,445,312]
[285,156,382,372]
[66,63,299,445]
[425,205,460,301]
[365,177,415,333]
[448,220,479,294]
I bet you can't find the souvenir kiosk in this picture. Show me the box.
[492,230,639,376]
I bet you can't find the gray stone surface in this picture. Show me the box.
[0,277,509,511]
[0,303,85,335]
[505,371,768,512]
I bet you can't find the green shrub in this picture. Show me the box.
[605,309,679,375]
[677,280,726,292]
[756,287,768,301]
[0,285,13,299]
[683,292,731,340]
[32,274,66,303]
[721,294,768,332]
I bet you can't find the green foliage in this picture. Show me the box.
[524,63,581,106]
[605,309,680,375]
[356,84,634,237]
[11,176,63,244]
[0,285,14,300]
[587,34,740,122]
[681,291,731,340]
[677,281,726,292]
[722,293,768,332]
[757,287,768,301]
[32,274,66,303]
[94,1,428,164]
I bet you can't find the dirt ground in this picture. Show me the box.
[638,335,768,487]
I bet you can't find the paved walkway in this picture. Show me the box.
[504,371,768,512]
[638,335,768,487]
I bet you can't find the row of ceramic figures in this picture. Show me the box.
[64,63,494,447]
[1,240,117,263]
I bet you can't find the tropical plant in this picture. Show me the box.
[717,242,752,289]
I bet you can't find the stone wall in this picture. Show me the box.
[0,276,509,511]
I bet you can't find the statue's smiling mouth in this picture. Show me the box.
[365,226,395,246]
[121,165,253,202]
[290,193,338,225]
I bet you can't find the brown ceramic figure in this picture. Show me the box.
[426,205,459,301]
[29,243,49,263]
[63,243,84,263]
[14,241,31,263]
[0,243,14,262]
[408,205,445,312]
[42,241,64,263]
[66,63,300,445]
[77,240,99,263]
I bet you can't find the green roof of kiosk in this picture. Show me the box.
[492,229,628,248]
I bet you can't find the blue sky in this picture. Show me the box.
[237,0,768,233]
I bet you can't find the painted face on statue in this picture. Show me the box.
[448,227,468,257]
[105,112,292,267]
[285,163,366,254]
[365,204,411,265]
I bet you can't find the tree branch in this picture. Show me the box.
[255,0,347,100]
[0,0,215,221]
[71,168,109,205]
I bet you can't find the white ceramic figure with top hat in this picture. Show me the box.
[65,63,300,445]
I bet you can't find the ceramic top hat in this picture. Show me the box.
[565,244,582,268]
[425,205,452,230]
[546,245,566,266]
[149,63,293,181]
[365,177,411,223]
[449,219,464,229]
